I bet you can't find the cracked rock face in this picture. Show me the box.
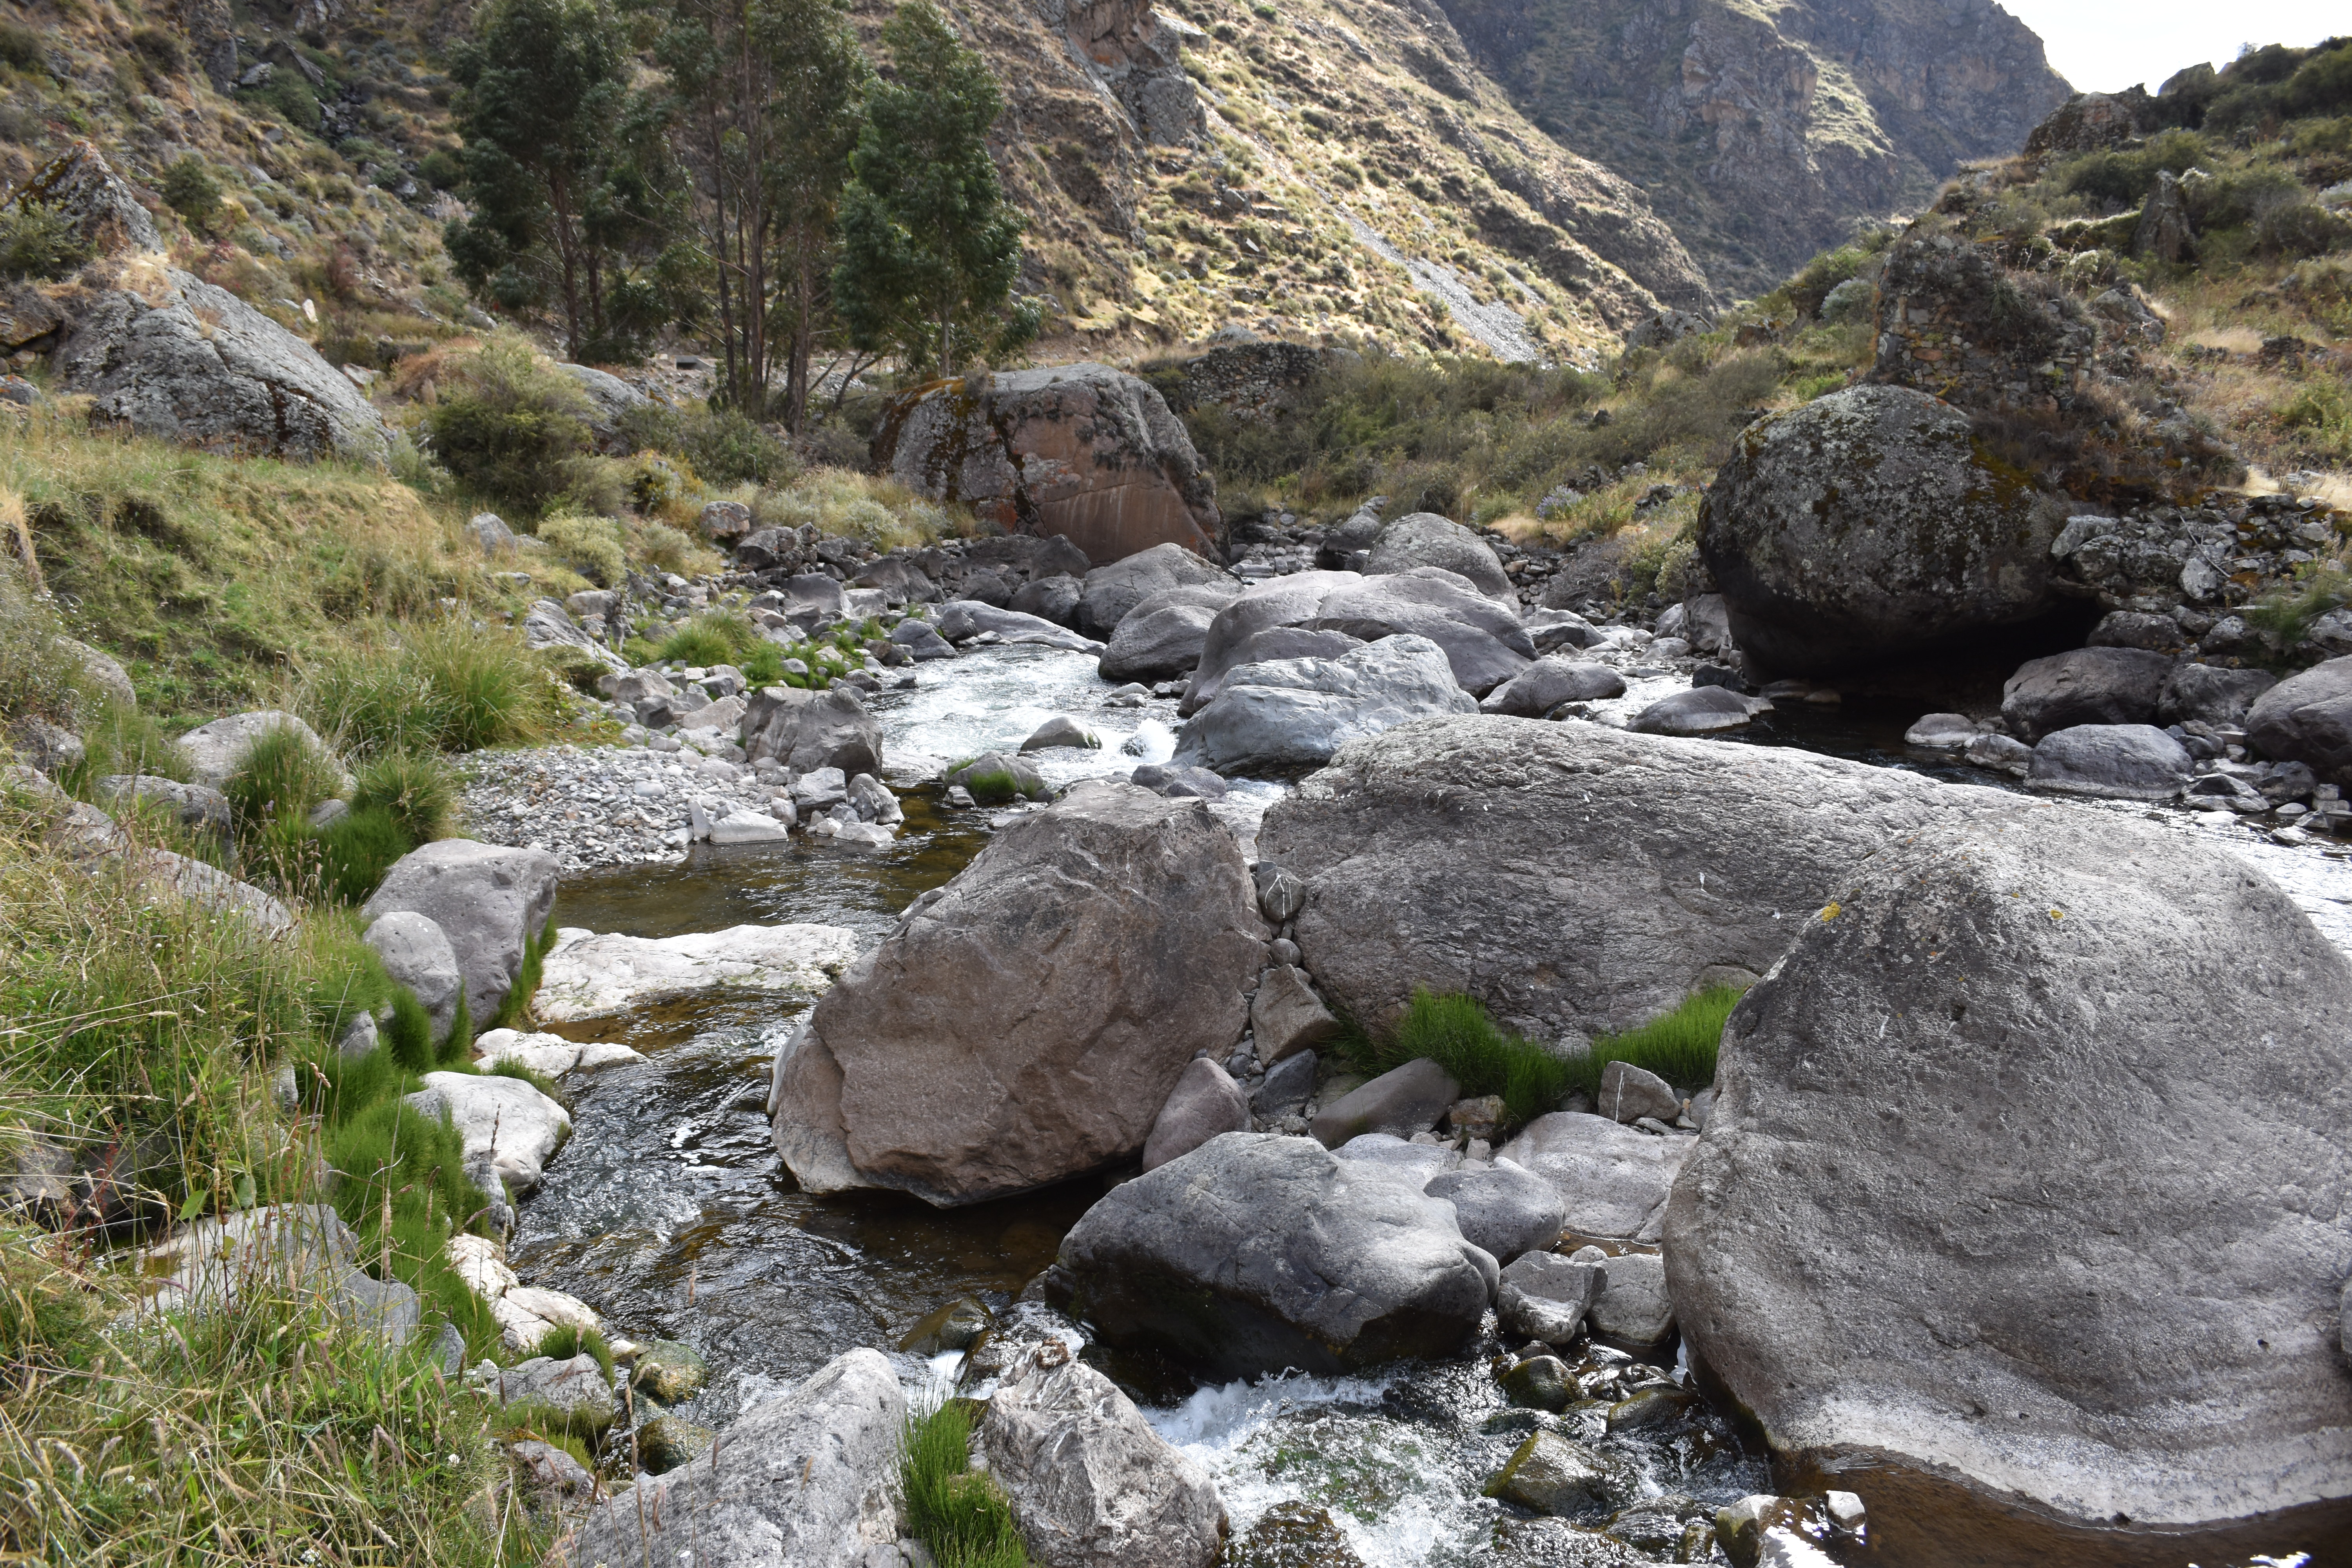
[54,266,392,463]
[871,363,1221,566]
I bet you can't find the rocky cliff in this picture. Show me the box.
[1434,0,2070,298]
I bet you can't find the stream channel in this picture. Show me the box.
[502,644,2352,1566]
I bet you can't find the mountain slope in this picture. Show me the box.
[1433,0,2071,297]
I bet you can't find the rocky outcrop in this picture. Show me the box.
[1666,803,2352,1540]
[872,364,1220,564]
[979,1353,1226,1568]
[1258,715,2010,1040]
[556,1349,905,1568]
[2022,89,2159,160]
[1364,512,1511,599]
[1172,635,1477,775]
[361,840,560,1023]
[1697,385,2062,675]
[55,265,392,464]
[2249,657,2352,787]
[1054,1132,1496,1378]
[7,142,162,254]
[741,685,883,776]
[769,783,1266,1205]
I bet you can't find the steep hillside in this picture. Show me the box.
[1436,0,2071,297]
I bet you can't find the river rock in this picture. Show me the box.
[2000,647,2173,742]
[56,266,393,463]
[1078,541,1236,639]
[889,619,956,661]
[944,751,1050,804]
[1586,1251,1673,1351]
[1664,802,2352,1537]
[1130,762,1227,801]
[1249,964,1338,1062]
[363,911,463,1042]
[1172,634,1477,775]
[1501,1114,1695,1244]
[474,1029,644,1077]
[1021,715,1101,752]
[1598,1061,1681,1123]
[176,710,334,789]
[535,924,860,1021]
[1365,512,1512,599]
[1902,713,1980,748]
[1310,1057,1460,1147]
[1485,1432,1636,1517]
[1495,1249,1607,1346]
[1630,686,1772,735]
[877,363,1220,563]
[1010,572,1084,628]
[1258,716,2009,1042]
[361,840,559,1023]
[140,1204,417,1339]
[1251,1050,1318,1118]
[1696,385,2062,675]
[1097,584,1240,682]
[407,1071,570,1194]
[770,783,1266,1205]
[934,600,1105,652]
[1225,1503,1366,1568]
[2159,662,2276,728]
[2247,656,2352,786]
[743,685,883,776]
[557,1348,905,1568]
[1055,1132,1496,1377]
[1480,658,1628,717]
[1180,570,1531,713]
[979,1354,1226,1568]
[1142,1056,1252,1173]
[478,1354,614,1435]
[2025,723,2192,800]
[1426,1162,1567,1264]
[1329,1132,1460,1184]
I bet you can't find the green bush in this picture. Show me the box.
[314,802,414,904]
[538,513,628,587]
[902,1399,1029,1568]
[615,402,800,487]
[0,20,44,70]
[302,620,555,757]
[353,747,457,840]
[0,199,91,283]
[160,156,223,234]
[1575,987,1743,1096]
[423,334,596,515]
[222,724,342,837]
[657,610,760,667]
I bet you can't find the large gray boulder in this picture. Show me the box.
[1696,385,2063,674]
[933,600,1104,653]
[873,363,1221,564]
[1141,1056,1251,1173]
[1365,512,1512,599]
[1171,635,1476,776]
[770,783,1267,1205]
[1665,803,2352,1539]
[56,269,393,463]
[2248,656,2352,786]
[407,1070,570,1194]
[1078,541,1235,639]
[1054,1132,1496,1378]
[7,142,162,253]
[2159,662,2276,728]
[1426,1161,1567,1264]
[2000,646,2173,742]
[1479,658,1627,716]
[979,1354,1226,1568]
[556,1349,905,1568]
[1256,716,2011,1041]
[553,362,649,450]
[2025,723,2192,800]
[1179,570,1532,713]
[742,685,883,776]
[363,911,463,1041]
[1097,584,1241,682]
[361,840,560,1023]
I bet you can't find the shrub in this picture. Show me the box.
[1573,987,1743,1096]
[614,402,800,487]
[657,610,760,668]
[753,468,965,548]
[221,724,342,837]
[537,513,628,587]
[423,333,596,515]
[303,621,554,758]
[2256,203,2352,259]
[902,1399,1029,1568]
[0,559,85,728]
[0,20,43,70]
[160,155,223,234]
[0,199,91,282]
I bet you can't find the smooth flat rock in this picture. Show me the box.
[1501,1114,1695,1244]
[535,924,860,1021]
[2025,723,2192,800]
[1480,658,1628,717]
[472,1028,645,1077]
[1310,1057,1460,1147]
[1426,1161,1568,1264]
[407,1071,570,1194]
[1173,634,1477,775]
[2002,647,2174,742]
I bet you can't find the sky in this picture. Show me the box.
[1998,1,2345,94]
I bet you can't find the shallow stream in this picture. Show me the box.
[508,644,2352,1565]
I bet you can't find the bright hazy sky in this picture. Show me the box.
[1999,1,2345,94]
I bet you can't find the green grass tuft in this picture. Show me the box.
[301,621,555,759]
[314,803,414,904]
[1574,987,1742,1096]
[534,1323,616,1380]
[902,1399,1029,1568]
[1337,989,1571,1127]
[221,724,341,837]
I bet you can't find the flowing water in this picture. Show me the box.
[506,643,2352,1565]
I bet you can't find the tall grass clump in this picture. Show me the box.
[1572,986,1744,1096]
[301,619,557,758]
[902,1398,1029,1568]
[1338,989,1571,1128]
[752,468,967,548]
